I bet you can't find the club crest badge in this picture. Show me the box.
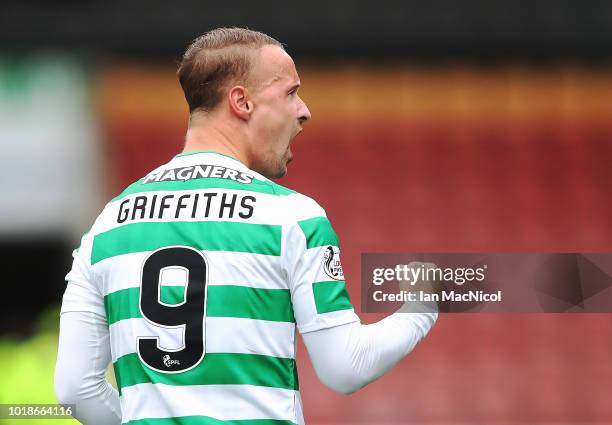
[323,246,344,280]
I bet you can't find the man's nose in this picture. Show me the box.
[298,97,311,124]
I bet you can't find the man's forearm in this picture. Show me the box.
[55,311,121,424]
[302,310,437,394]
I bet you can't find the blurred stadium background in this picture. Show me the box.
[1,1,611,424]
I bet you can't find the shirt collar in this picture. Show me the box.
[175,150,241,163]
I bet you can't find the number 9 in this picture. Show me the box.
[137,246,208,373]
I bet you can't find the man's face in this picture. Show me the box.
[247,45,311,178]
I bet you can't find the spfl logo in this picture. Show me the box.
[162,355,180,368]
[323,246,344,280]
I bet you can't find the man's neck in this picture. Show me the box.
[182,115,251,167]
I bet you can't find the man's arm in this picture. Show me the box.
[56,230,121,424]
[55,309,121,425]
[284,196,440,394]
[302,261,440,394]
[302,310,437,394]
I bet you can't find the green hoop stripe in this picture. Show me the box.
[92,221,282,264]
[123,417,296,425]
[297,217,339,249]
[105,285,295,325]
[312,281,353,314]
[113,352,298,393]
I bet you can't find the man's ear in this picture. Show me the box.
[228,86,253,120]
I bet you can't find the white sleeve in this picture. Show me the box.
[302,309,438,395]
[62,232,105,316]
[54,310,121,424]
[284,213,359,334]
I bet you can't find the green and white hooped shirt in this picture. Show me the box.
[63,151,359,425]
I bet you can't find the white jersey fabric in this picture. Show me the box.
[55,151,437,425]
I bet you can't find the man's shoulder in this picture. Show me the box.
[277,188,339,251]
[269,182,327,221]
[263,179,297,196]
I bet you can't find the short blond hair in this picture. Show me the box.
[177,27,283,113]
